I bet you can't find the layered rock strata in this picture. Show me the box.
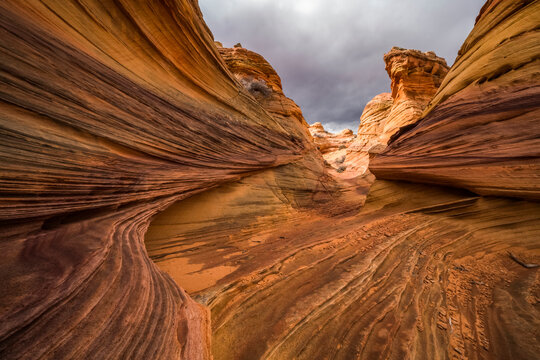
[380,47,450,144]
[345,49,448,176]
[353,93,394,152]
[145,2,540,359]
[371,0,540,199]
[0,1,334,359]
[148,179,540,360]
[1,0,539,360]
[346,93,394,174]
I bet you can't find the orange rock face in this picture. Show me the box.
[0,1,333,359]
[380,47,449,143]
[371,0,540,199]
[345,49,448,177]
[2,0,539,359]
[218,45,308,128]
[354,93,394,152]
[148,178,540,360]
[345,93,394,174]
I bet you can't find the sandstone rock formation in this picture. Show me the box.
[345,49,448,177]
[353,93,394,152]
[380,47,450,144]
[308,123,356,172]
[218,45,309,128]
[371,0,540,199]
[0,1,334,359]
[1,0,539,359]
[346,93,394,174]
[148,179,540,360]
[148,1,538,359]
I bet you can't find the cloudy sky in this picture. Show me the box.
[199,0,485,132]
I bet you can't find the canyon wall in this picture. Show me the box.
[1,0,539,359]
[145,45,347,296]
[0,1,334,359]
[345,48,448,176]
[370,0,540,199]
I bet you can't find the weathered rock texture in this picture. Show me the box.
[147,179,540,360]
[0,1,334,359]
[308,122,356,173]
[371,0,540,199]
[380,47,450,144]
[143,2,540,359]
[218,45,309,128]
[345,49,448,177]
[2,0,540,359]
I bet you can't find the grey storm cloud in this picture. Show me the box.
[199,0,485,133]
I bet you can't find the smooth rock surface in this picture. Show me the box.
[346,93,394,175]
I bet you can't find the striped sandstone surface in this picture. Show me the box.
[1,0,539,359]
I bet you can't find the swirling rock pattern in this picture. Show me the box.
[144,1,540,359]
[0,0,331,358]
[2,0,540,359]
[371,0,540,199]
[145,43,357,304]
[147,179,540,360]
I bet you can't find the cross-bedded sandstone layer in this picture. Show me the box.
[145,44,363,302]
[147,179,540,360]
[144,1,540,359]
[371,0,540,199]
[353,93,394,153]
[346,93,394,175]
[2,0,539,359]
[0,1,335,359]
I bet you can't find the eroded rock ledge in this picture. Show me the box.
[217,44,309,128]
[370,0,540,199]
[321,47,449,177]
